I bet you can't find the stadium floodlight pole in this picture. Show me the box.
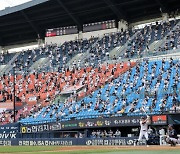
[13,64,16,123]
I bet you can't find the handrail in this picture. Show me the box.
[116,30,141,58]
[66,37,100,68]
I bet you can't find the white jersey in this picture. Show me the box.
[138,118,151,141]
[140,121,149,131]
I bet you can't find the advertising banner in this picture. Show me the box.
[0,137,144,146]
[21,116,141,133]
[21,123,61,133]
[0,123,19,139]
[151,115,167,125]
[20,114,180,134]
[85,138,146,146]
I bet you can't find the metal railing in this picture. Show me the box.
[20,109,180,125]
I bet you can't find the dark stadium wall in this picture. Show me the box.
[19,114,170,134]
[0,137,147,146]
[0,114,179,146]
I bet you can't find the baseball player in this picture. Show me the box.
[165,124,179,146]
[135,115,151,146]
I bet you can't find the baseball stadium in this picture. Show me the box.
[0,0,180,153]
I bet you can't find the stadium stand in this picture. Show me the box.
[18,58,180,124]
[124,20,176,58]
[161,24,180,51]
[0,60,135,125]
[14,37,98,73]
[0,17,180,125]
[1,0,180,149]
[0,52,16,65]
[1,19,179,76]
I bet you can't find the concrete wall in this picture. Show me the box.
[45,34,79,45]
[0,46,2,54]
[118,20,128,31]
[82,28,118,39]
[2,42,39,53]
[45,28,118,45]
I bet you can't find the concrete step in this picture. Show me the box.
[29,57,49,72]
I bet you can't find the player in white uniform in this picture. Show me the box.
[135,116,151,146]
